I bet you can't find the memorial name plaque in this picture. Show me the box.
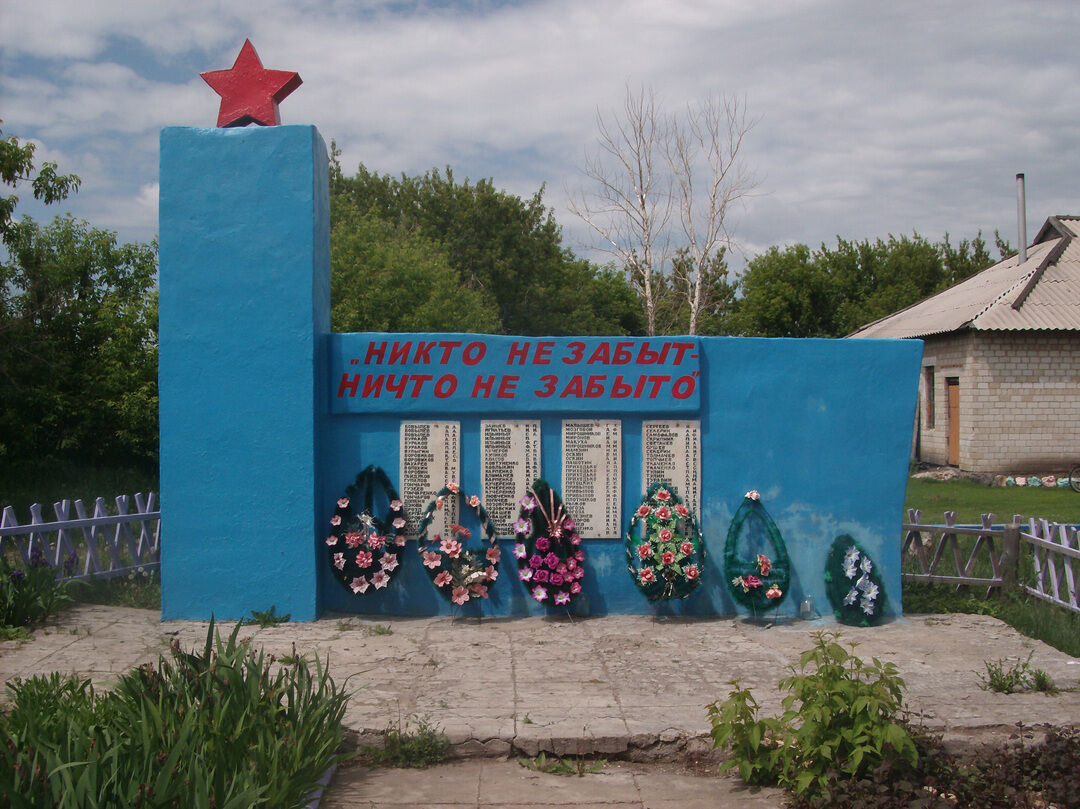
[400,421,460,538]
[561,420,622,538]
[481,420,541,536]
[642,420,701,517]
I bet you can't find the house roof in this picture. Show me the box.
[848,215,1080,338]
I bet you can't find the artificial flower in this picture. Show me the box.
[519,567,533,581]
[451,586,469,604]
[655,505,672,521]
[554,592,570,606]
[658,528,674,543]
[392,517,406,529]
[513,518,530,534]
[440,538,462,558]
[563,518,576,532]
[513,543,527,559]
[447,483,460,493]
[422,551,442,569]
[354,550,373,569]
[345,532,363,548]
[485,565,498,582]
[325,536,338,546]
[368,533,386,550]
[637,543,653,559]
[661,550,676,565]
[449,524,472,540]
[390,499,402,511]
[486,547,501,563]
[350,576,369,594]
[533,569,550,583]
[529,554,544,569]
[371,570,390,589]
[469,495,480,508]
[655,488,671,502]
[532,585,548,602]
[380,553,399,572]
[544,552,559,569]
[469,583,488,598]
[569,581,582,594]
[766,585,783,599]
[860,556,873,574]
[549,573,564,586]
[757,554,772,577]
[519,494,536,511]
[333,553,345,570]
[639,567,656,584]
[745,490,760,501]
[744,574,762,588]
[680,541,695,556]
[685,565,700,580]
[535,536,550,552]
[674,504,690,517]
[844,587,858,605]
[434,571,452,587]
[337,498,350,509]
[330,515,342,526]
[860,597,875,615]
[637,504,652,518]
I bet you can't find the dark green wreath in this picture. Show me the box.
[625,481,705,601]
[325,465,407,596]
[512,479,586,607]
[825,535,887,626]
[723,492,790,612]
[415,484,499,605]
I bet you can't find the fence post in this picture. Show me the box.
[1002,523,1020,591]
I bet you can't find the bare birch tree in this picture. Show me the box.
[569,85,757,335]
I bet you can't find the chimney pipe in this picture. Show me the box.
[1016,173,1027,265]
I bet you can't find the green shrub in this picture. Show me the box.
[707,631,917,799]
[978,651,1057,695]
[0,619,351,808]
[360,713,450,769]
[0,549,71,629]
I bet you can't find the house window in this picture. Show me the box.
[924,366,935,429]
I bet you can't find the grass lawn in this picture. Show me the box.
[905,476,1080,525]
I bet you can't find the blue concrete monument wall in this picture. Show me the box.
[158,124,922,621]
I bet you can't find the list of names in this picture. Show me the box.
[400,421,460,538]
[561,420,622,538]
[481,421,541,536]
[642,420,701,517]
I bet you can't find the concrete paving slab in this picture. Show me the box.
[3,605,1080,808]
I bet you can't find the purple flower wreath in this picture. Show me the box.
[325,466,407,595]
[513,479,585,607]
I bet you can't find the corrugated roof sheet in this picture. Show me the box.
[849,216,1080,338]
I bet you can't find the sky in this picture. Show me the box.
[2,0,1078,270]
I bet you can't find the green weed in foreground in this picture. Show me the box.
[517,751,605,776]
[244,605,291,627]
[978,652,1057,695]
[1,552,71,631]
[0,620,350,808]
[360,713,450,769]
[707,631,916,799]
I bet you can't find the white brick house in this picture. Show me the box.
[849,216,1080,473]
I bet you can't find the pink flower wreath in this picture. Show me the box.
[416,484,499,606]
[325,465,407,596]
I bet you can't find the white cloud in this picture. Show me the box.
[1,0,1077,260]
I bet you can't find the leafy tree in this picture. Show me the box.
[330,148,642,336]
[1,216,158,461]
[331,199,501,333]
[1,122,80,251]
[733,231,1000,338]
[1,126,157,463]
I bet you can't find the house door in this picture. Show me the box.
[947,378,960,466]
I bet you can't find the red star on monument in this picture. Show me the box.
[200,39,302,127]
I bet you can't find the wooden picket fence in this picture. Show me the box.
[0,494,160,581]
[903,508,1080,614]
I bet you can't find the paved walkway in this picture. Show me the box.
[3,606,1080,807]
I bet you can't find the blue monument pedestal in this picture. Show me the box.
[158,125,330,620]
